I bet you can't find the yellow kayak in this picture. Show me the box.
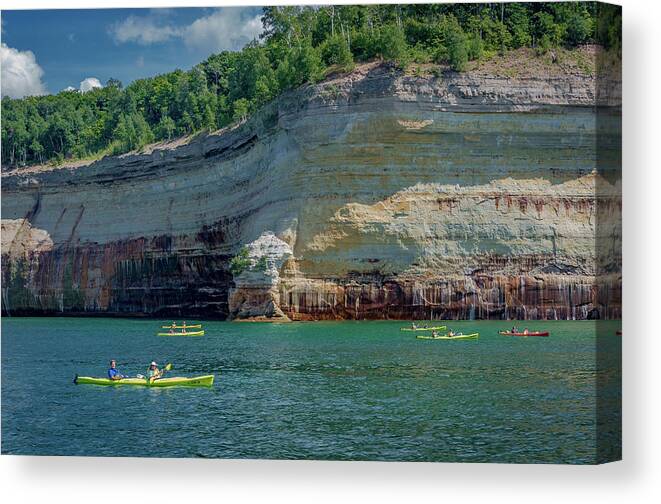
[400,325,447,332]
[157,330,205,337]
[74,375,214,387]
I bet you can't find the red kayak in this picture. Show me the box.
[499,331,549,337]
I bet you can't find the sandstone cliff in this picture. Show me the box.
[1,55,621,320]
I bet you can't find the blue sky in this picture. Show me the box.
[1,7,263,98]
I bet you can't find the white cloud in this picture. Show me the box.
[62,86,77,92]
[109,8,261,53]
[183,10,262,52]
[80,77,103,93]
[109,15,182,45]
[1,43,47,98]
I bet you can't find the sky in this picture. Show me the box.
[0,7,263,98]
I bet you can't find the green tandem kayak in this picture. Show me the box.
[401,326,447,332]
[157,330,205,336]
[416,333,479,340]
[74,375,215,387]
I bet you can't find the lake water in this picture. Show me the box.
[1,318,621,463]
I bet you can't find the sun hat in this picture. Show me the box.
[150,361,157,366]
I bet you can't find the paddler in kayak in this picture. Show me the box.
[107,359,125,381]
[147,361,162,381]
[411,322,418,330]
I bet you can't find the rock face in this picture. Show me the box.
[228,232,293,320]
[1,58,621,320]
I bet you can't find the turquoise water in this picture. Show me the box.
[1,318,621,463]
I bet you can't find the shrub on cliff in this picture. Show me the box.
[255,256,269,272]
[229,247,252,276]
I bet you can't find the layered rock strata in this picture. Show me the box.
[1,58,621,320]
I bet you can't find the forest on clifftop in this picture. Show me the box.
[1,2,621,169]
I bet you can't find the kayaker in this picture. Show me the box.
[447,330,454,338]
[432,330,439,338]
[411,322,417,329]
[107,359,124,381]
[147,361,162,380]
[523,328,529,335]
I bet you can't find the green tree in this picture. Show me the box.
[533,11,561,48]
[506,3,532,48]
[478,16,513,53]
[232,98,250,123]
[467,34,484,61]
[596,4,621,52]
[375,25,410,68]
[349,27,379,61]
[229,44,278,105]
[112,112,154,153]
[29,139,44,164]
[157,115,176,140]
[320,34,354,67]
[564,10,593,46]
[199,51,237,96]
[276,42,323,90]
[445,18,468,71]
[106,78,123,90]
